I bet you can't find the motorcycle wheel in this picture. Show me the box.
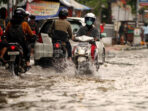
[53,58,67,73]
[76,61,91,74]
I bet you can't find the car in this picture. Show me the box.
[34,17,105,65]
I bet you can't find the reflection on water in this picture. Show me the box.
[0,49,148,111]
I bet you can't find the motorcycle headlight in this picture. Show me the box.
[77,47,86,55]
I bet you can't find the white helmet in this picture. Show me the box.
[85,13,96,26]
[85,13,96,19]
[25,11,30,16]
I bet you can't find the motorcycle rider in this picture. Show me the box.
[28,15,39,35]
[28,15,39,57]
[4,8,35,68]
[76,13,100,60]
[0,7,8,63]
[0,26,7,63]
[50,8,73,60]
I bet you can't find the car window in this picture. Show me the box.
[40,20,53,34]
[68,20,82,34]
[40,19,83,34]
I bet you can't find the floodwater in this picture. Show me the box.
[0,49,148,111]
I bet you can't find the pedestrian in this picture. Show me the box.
[119,22,125,45]
[142,23,148,46]
[100,22,106,38]
[126,23,134,45]
[124,22,128,44]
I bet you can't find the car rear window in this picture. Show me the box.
[40,19,83,34]
[40,20,53,34]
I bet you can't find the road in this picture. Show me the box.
[0,49,148,111]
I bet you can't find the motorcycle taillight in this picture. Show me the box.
[54,43,60,48]
[10,45,16,50]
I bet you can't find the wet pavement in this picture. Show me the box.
[0,47,148,111]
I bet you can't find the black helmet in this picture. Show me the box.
[59,8,68,18]
[14,8,25,19]
[30,15,36,20]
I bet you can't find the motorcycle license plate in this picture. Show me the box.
[54,50,63,53]
[8,51,19,55]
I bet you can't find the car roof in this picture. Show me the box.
[45,17,85,26]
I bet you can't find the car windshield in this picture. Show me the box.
[68,20,82,34]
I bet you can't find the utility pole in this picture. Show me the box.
[136,0,139,27]
[7,0,10,20]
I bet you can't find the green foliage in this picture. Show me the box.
[76,0,109,16]
[127,0,136,14]
[0,0,7,4]
[76,0,137,14]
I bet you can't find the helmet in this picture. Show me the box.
[85,13,96,26]
[25,11,30,16]
[0,7,7,19]
[25,11,30,15]
[59,8,68,18]
[85,13,96,19]
[30,15,36,20]
[14,8,26,19]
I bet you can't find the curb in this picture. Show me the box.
[123,45,147,51]
[105,45,148,52]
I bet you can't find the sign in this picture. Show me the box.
[139,0,148,6]
[134,28,141,37]
[144,10,148,23]
[26,1,60,16]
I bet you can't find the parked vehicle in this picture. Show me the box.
[73,35,100,74]
[4,43,27,76]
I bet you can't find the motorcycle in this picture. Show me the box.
[73,35,100,74]
[4,43,27,76]
[52,40,67,72]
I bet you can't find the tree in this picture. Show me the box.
[76,0,110,23]
[127,0,136,14]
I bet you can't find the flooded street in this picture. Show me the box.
[0,49,148,111]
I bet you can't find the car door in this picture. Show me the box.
[34,20,54,60]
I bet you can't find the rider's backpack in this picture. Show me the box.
[50,20,69,42]
[7,23,25,43]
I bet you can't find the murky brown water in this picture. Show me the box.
[0,49,148,111]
